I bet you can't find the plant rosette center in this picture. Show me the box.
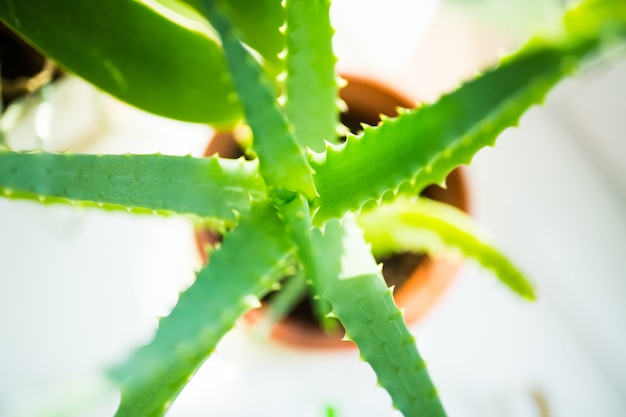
[196,75,469,349]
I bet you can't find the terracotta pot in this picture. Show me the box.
[196,75,469,349]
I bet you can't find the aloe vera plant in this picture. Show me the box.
[0,0,625,416]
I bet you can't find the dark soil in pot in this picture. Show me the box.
[197,75,469,349]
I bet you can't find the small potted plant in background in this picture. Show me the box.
[0,0,624,416]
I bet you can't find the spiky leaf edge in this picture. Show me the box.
[310,216,447,417]
[112,201,295,417]
[0,150,265,226]
[284,0,341,152]
[358,197,535,300]
[199,0,316,199]
[310,0,626,224]
[0,0,286,125]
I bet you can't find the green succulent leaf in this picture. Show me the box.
[251,270,308,339]
[310,216,446,417]
[202,0,285,72]
[0,150,264,225]
[284,0,340,152]
[358,197,535,300]
[112,201,295,417]
[310,0,626,224]
[279,194,333,327]
[175,0,285,74]
[562,0,626,44]
[200,0,316,199]
[0,0,247,126]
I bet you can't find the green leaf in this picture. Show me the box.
[176,0,285,74]
[0,150,264,225]
[212,0,285,74]
[0,0,243,125]
[112,201,295,417]
[358,197,535,300]
[279,193,333,327]
[562,0,626,44]
[200,0,316,199]
[250,270,308,340]
[310,216,446,417]
[284,0,340,152]
[310,0,626,224]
